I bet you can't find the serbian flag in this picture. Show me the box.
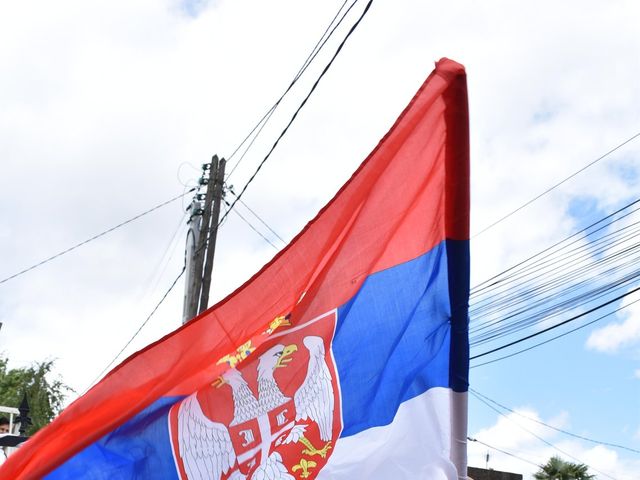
[2,58,469,480]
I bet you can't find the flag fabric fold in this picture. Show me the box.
[1,57,470,480]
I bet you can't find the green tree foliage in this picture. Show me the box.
[0,356,72,435]
[534,456,595,480]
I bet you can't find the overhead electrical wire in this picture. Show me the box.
[472,268,640,341]
[0,189,195,286]
[465,200,640,358]
[471,198,640,314]
[225,0,351,165]
[466,437,542,469]
[471,263,640,346]
[218,0,373,227]
[471,218,640,308]
[83,265,186,394]
[224,199,281,250]
[227,186,286,245]
[473,257,640,319]
[472,198,640,299]
[145,210,190,298]
[87,163,293,393]
[471,391,618,480]
[193,0,371,260]
[471,261,639,339]
[470,228,640,321]
[471,209,640,309]
[471,283,640,361]
[472,131,640,238]
[188,1,364,259]
[471,243,640,322]
[470,297,640,368]
[469,250,640,341]
[471,389,640,454]
[471,197,640,295]
[225,0,356,180]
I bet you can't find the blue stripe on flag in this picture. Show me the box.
[335,239,466,437]
[45,396,183,480]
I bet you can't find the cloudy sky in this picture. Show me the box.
[1,0,639,478]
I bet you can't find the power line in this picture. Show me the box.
[467,202,640,349]
[225,0,356,179]
[82,266,186,394]
[471,296,640,368]
[471,391,617,480]
[145,210,189,299]
[470,263,640,346]
[470,208,640,318]
[471,208,640,307]
[470,284,640,360]
[467,437,541,469]
[287,0,353,90]
[470,223,640,319]
[195,1,371,257]
[471,389,640,454]
[471,197,640,294]
[224,199,280,250]
[471,262,640,346]
[227,186,286,244]
[220,0,373,226]
[0,189,195,286]
[472,131,640,238]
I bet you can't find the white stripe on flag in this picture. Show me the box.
[317,388,468,479]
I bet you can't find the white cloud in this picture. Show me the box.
[469,408,640,480]
[586,289,640,353]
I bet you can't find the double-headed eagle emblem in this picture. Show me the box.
[175,335,336,480]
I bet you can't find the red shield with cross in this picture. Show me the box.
[168,310,342,480]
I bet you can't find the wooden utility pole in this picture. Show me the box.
[182,155,226,324]
[182,197,203,324]
[199,156,226,314]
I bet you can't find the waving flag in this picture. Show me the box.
[1,58,469,480]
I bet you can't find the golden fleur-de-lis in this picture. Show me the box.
[292,458,317,479]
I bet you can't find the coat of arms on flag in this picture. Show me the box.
[168,311,342,480]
